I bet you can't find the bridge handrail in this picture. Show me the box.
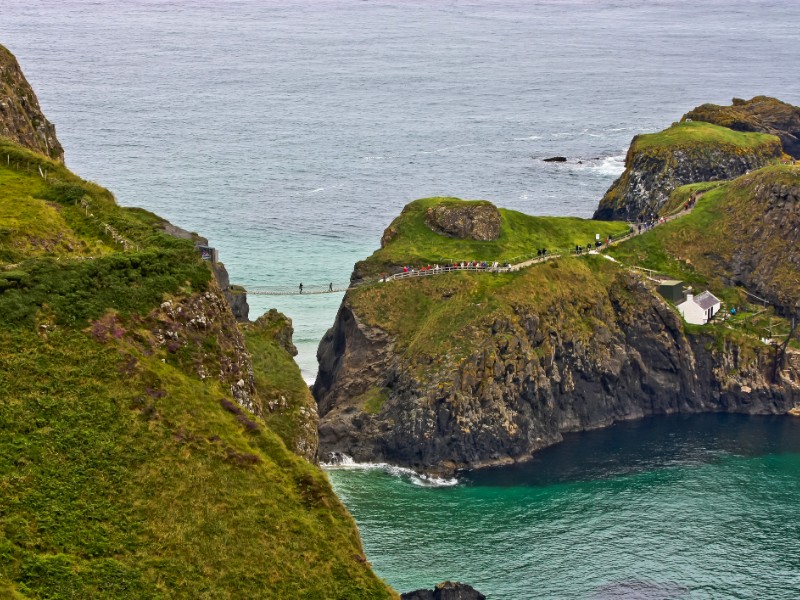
[242,204,702,296]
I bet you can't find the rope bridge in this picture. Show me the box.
[239,207,698,297]
[244,283,351,296]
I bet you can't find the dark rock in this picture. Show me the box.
[381,224,399,248]
[424,202,501,241]
[314,270,799,475]
[593,133,781,221]
[401,581,486,600]
[0,44,64,162]
[543,156,568,162]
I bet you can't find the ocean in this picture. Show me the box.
[3,1,800,597]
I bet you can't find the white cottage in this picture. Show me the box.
[676,290,721,325]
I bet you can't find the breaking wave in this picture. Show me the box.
[322,453,460,487]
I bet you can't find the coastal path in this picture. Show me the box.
[239,200,701,296]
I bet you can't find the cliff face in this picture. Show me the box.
[0,44,64,162]
[314,260,799,475]
[593,121,782,221]
[683,96,800,159]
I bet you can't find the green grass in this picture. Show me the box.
[0,138,395,599]
[632,121,779,152]
[0,327,393,599]
[608,163,800,340]
[243,311,319,458]
[356,197,630,278]
[349,256,621,365]
[659,180,725,216]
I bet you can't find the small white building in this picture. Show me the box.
[676,290,722,325]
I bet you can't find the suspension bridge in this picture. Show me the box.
[237,202,698,297]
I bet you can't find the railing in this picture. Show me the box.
[240,204,703,297]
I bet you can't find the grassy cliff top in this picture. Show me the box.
[355,197,630,278]
[608,163,800,310]
[0,137,393,598]
[348,255,625,365]
[632,121,780,153]
[346,163,800,372]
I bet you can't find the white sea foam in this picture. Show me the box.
[322,454,460,487]
[590,154,626,176]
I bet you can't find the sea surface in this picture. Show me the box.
[328,414,800,599]
[3,1,800,597]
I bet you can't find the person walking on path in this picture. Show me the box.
[299,283,303,294]
[329,282,333,292]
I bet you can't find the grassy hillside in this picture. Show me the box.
[349,256,622,367]
[608,164,800,309]
[356,197,629,278]
[346,163,800,372]
[0,139,393,599]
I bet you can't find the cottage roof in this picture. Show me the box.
[694,290,721,310]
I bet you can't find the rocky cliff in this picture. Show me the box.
[316,159,800,475]
[593,121,782,221]
[0,44,64,162]
[683,96,800,159]
[314,256,798,475]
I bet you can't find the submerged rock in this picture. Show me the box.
[543,156,568,162]
[401,581,486,600]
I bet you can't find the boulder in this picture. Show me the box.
[424,202,501,241]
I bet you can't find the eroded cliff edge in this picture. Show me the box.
[314,165,800,476]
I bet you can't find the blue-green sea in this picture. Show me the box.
[328,414,800,599]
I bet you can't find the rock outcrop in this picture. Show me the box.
[314,259,799,475]
[683,96,800,159]
[402,581,486,600]
[424,201,501,241]
[0,44,64,162]
[593,122,782,221]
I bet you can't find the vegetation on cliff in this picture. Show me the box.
[609,164,800,313]
[682,96,800,158]
[0,105,392,600]
[354,197,629,279]
[594,120,783,221]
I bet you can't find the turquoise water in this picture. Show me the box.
[327,415,800,598]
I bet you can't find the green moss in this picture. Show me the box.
[357,197,629,278]
[243,315,318,456]
[358,387,389,414]
[632,121,779,152]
